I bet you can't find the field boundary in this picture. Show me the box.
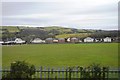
[1,67,120,79]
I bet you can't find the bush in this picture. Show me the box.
[80,63,109,80]
[2,61,36,80]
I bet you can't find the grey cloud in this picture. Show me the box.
[2,2,64,16]
[2,2,118,30]
[2,13,62,26]
[67,3,117,16]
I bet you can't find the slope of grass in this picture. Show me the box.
[1,26,20,33]
[2,43,118,69]
[44,26,72,33]
[55,33,91,38]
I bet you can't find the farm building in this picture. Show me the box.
[31,38,43,44]
[58,38,65,43]
[103,37,112,42]
[84,37,94,42]
[14,38,26,44]
[53,39,58,43]
[45,38,53,43]
[71,37,79,43]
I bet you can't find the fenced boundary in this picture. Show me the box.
[1,67,120,79]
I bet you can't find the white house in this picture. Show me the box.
[31,38,43,43]
[84,37,94,42]
[15,38,25,44]
[103,37,112,42]
[0,41,4,44]
[67,38,71,42]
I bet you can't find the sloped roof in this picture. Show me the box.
[84,37,94,39]
[46,38,53,40]
[104,37,111,39]
[33,38,42,41]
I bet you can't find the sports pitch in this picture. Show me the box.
[2,43,118,69]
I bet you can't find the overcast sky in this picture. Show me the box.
[1,0,119,30]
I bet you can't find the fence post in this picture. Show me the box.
[66,67,68,80]
[44,66,46,79]
[76,67,79,79]
[51,68,54,79]
[103,67,106,80]
[62,67,64,78]
[48,67,50,80]
[54,67,57,79]
[106,67,109,80]
[68,67,71,80]
[80,67,83,78]
[40,66,42,79]
[58,67,60,78]
[72,68,75,78]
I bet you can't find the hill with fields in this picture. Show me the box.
[0,26,119,42]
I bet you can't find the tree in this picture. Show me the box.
[80,63,109,80]
[2,61,36,80]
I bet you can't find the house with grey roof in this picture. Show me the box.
[84,37,94,42]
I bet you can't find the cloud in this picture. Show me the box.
[2,0,119,30]
[1,0,119,3]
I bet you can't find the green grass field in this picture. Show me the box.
[55,33,91,38]
[2,43,118,69]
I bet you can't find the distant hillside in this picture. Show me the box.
[0,26,119,42]
[0,26,20,33]
[55,33,91,38]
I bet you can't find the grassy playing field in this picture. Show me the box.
[2,43,118,69]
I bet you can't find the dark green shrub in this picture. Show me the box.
[81,63,109,80]
[2,61,36,80]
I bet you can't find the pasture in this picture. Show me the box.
[2,43,118,69]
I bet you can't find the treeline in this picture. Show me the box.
[90,30,119,38]
[0,26,119,42]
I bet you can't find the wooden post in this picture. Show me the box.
[62,67,64,78]
[48,67,50,80]
[76,67,79,79]
[103,67,106,80]
[66,67,68,80]
[40,66,42,79]
[51,68,54,79]
[69,67,71,80]
[106,67,109,80]
[58,67,60,78]
[54,67,57,79]
[44,66,46,79]
[80,67,83,78]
